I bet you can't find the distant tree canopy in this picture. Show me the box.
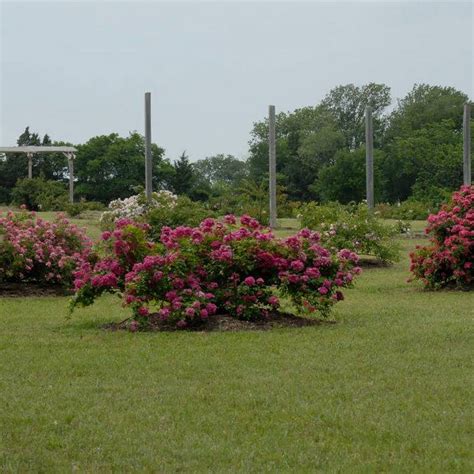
[75,132,171,203]
[0,82,471,207]
[193,154,248,186]
[247,82,471,204]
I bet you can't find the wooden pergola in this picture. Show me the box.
[0,146,77,202]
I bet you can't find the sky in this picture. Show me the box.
[0,0,472,162]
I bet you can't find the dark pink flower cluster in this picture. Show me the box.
[0,209,91,285]
[410,185,474,289]
[72,215,360,330]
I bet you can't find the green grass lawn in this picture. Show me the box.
[1,234,473,472]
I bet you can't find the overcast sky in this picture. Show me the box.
[0,1,472,161]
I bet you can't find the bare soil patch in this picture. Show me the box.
[358,258,392,268]
[104,312,334,332]
[0,283,72,297]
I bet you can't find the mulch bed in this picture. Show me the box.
[0,283,72,297]
[358,258,392,268]
[104,312,335,333]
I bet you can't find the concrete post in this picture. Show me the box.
[268,105,277,228]
[365,106,374,210]
[463,103,471,186]
[68,154,75,203]
[27,153,33,179]
[144,92,153,201]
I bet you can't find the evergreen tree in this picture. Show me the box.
[171,152,196,196]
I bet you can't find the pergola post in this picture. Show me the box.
[63,152,75,203]
[27,152,33,179]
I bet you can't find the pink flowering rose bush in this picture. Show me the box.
[71,218,156,305]
[0,208,91,286]
[410,185,474,289]
[72,215,361,330]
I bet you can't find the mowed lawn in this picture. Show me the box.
[0,214,473,472]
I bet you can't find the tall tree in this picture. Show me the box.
[386,84,468,140]
[193,154,248,186]
[381,120,463,202]
[247,105,345,200]
[74,132,171,203]
[315,148,385,204]
[170,152,196,196]
[321,83,391,148]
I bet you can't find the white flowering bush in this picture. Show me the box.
[101,191,177,228]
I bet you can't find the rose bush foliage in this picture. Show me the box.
[0,208,91,285]
[300,202,400,263]
[72,215,360,330]
[410,185,473,289]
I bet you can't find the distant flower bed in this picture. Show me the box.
[0,208,91,286]
[410,185,473,289]
[71,215,361,331]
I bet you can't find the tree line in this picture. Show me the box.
[0,83,471,207]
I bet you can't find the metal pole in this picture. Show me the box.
[27,153,33,179]
[365,106,374,210]
[68,154,74,203]
[463,103,471,186]
[268,105,277,228]
[144,92,153,200]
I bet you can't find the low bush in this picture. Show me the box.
[375,200,435,221]
[71,215,361,330]
[299,202,400,263]
[0,186,11,205]
[410,185,473,289]
[100,191,178,228]
[0,208,91,286]
[65,201,106,217]
[146,196,216,238]
[11,177,69,211]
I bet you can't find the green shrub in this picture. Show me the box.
[374,200,433,220]
[300,202,400,263]
[65,201,105,217]
[146,196,215,238]
[11,177,68,211]
[0,186,11,204]
[298,201,347,227]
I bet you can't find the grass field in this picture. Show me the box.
[1,213,473,472]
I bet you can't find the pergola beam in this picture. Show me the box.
[0,146,77,153]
